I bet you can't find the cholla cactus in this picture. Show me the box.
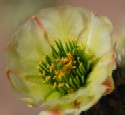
[5,6,116,115]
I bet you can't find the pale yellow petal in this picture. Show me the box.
[36,6,91,43]
[5,17,51,77]
[79,12,113,58]
[8,73,54,106]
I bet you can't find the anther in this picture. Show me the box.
[53,82,57,88]
[49,66,52,72]
[45,76,51,81]
[58,83,64,88]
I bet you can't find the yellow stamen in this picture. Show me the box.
[58,83,64,88]
[53,76,56,79]
[47,65,50,68]
[53,82,57,88]
[65,61,73,69]
[72,66,76,68]
[55,70,65,76]
[72,50,75,55]
[67,53,72,60]
[77,43,82,49]
[42,71,46,76]
[58,75,62,80]
[49,66,52,72]
[45,76,51,81]
[55,70,59,75]
[65,83,70,88]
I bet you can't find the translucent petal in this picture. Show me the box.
[44,92,62,106]
[78,85,107,112]
[87,51,115,91]
[8,72,29,93]
[88,14,113,57]
[79,12,113,58]
[8,73,53,106]
[5,17,51,77]
[36,6,91,43]
[87,62,108,87]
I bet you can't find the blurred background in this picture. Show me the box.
[0,0,125,115]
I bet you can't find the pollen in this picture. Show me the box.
[58,83,64,88]
[47,65,50,68]
[49,66,52,72]
[45,76,51,81]
[55,70,65,80]
[38,39,97,95]
[58,75,62,80]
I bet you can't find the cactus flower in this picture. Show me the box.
[5,6,116,115]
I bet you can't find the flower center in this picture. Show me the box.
[38,39,97,95]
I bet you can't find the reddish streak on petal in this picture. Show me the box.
[103,80,111,93]
[50,109,61,115]
[32,16,49,39]
[6,69,10,79]
[32,16,43,30]
[111,51,116,61]
[32,16,51,46]
[102,77,113,95]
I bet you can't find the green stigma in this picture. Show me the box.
[38,39,98,95]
